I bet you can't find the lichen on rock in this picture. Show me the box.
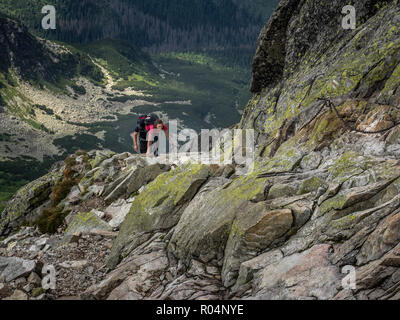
[3,0,400,301]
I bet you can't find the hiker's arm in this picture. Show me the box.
[132,132,138,151]
[146,140,151,156]
[146,131,153,155]
[165,129,175,146]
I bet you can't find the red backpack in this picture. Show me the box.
[137,114,159,136]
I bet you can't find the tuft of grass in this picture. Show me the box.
[34,154,83,234]
[36,207,70,234]
[65,156,77,167]
[50,178,76,207]
[71,84,86,95]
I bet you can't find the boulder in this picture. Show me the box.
[0,256,36,283]
[62,211,112,242]
[107,164,211,269]
[107,251,169,300]
[232,250,283,294]
[253,245,341,300]
[27,272,42,286]
[4,289,28,300]
[103,163,170,203]
[0,171,62,236]
[89,150,115,169]
[222,206,293,287]
[35,237,49,250]
[169,175,268,268]
[356,212,400,265]
[104,199,131,228]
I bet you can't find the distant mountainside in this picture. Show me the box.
[0,12,102,87]
[0,0,278,60]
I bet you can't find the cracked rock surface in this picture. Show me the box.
[2,0,400,300]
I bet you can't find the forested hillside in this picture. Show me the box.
[0,0,278,66]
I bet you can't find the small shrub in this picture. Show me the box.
[33,104,54,115]
[75,150,90,165]
[63,166,76,180]
[71,84,86,95]
[34,151,86,234]
[36,207,70,234]
[82,154,90,164]
[65,156,76,167]
[50,178,76,207]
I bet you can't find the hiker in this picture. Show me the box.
[146,119,170,156]
[132,114,159,154]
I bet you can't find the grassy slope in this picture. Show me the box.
[0,179,27,213]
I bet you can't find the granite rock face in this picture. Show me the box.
[245,0,400,146]
[2,0,400,300]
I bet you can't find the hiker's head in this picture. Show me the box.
[154,119,164,130]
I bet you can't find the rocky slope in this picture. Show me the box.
[0,15,141,161]
[1,0,400,300]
